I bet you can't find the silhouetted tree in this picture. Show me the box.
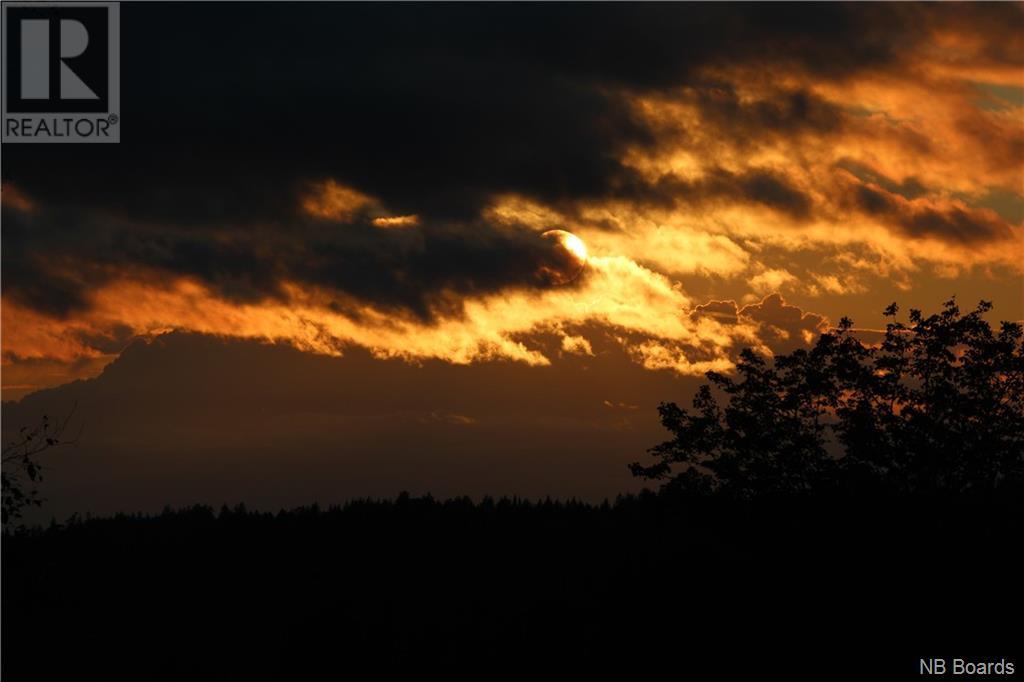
[632,299,1024,497]
[2,405,79,526]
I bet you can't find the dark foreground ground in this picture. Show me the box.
[3,491,1021,679]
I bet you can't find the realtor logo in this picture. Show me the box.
[2,2,120,142]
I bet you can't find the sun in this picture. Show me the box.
[560,231,588,262]
[539,230,589,285]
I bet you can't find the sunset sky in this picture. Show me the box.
[2,4,1022,515]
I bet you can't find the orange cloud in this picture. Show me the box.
[560,334,594,356]
[301,180,374,221]
[371,215,420,228]
[3,256,834,398]
[1,183,37,213]
[5,6,1021,399]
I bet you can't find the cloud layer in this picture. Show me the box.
[3,3,1022,398]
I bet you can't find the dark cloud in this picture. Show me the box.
[692,294,829,354]
[734,170,812,218]
[690,85,847,141]
[903,205,1014,244]
[72,324,138,355]
[837,161,928,200]
[848,183,1015,244]
[853,185,900,216]
[1,201,591,321]
[0,257,91,318]
[3,3,1021,318]
[7,2,1016,222]
[690,300,741,326]
[644,167,813,219]
[739,293,829,351]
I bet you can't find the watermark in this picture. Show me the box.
[920,658,1016,676]
[2,2,119,142]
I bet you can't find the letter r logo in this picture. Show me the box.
[2,2,119,142]
[3,4,115,115]
[20,18,99,100]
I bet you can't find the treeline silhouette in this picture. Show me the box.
[633,299,1023,497]
[4,299,1022,677]
[4,491,1021,678]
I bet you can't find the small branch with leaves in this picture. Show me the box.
[2,403,81,526]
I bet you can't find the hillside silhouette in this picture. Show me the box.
[1,327,687,520]
[3,299,1022,678]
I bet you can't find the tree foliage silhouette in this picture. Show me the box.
[631,299,1024,497]
[2,405,79,526]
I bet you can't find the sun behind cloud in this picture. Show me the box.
[538,229,589,286]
